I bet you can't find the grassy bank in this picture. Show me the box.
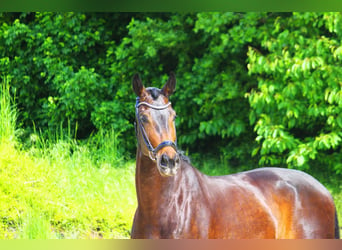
[0,139,136,239]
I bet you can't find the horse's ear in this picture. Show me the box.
[132,73,146,97]
[162,72,176,97]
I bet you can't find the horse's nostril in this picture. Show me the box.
[175,155,180,165]
[160,154,169,167]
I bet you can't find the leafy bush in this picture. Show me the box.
[247,12,342,173]
[0,13,127,137]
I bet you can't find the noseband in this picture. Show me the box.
[135,98,178,161]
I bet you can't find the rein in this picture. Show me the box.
[135,97,178,161]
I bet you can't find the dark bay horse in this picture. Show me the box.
[131,73,340,239]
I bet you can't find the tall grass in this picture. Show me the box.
[0,80,136,239]
[0,139,136,239]
[0,78,17,145]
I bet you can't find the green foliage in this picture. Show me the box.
[247,12,342,173]
[0,13,126,138]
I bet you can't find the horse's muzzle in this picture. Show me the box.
[157,153,180,177]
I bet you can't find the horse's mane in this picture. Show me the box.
[178,149,191,164]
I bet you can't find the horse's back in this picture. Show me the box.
[231,167,336,238]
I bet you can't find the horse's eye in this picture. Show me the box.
[140,115,149,123]
[173,115,178,121]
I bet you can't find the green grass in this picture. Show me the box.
[0,139,136,239]
[0,78,17,146]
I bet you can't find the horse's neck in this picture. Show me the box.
[135,149,182,216]
[135,149,209,238]
[136,150,168,209]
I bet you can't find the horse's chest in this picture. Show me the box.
[157,193,210,238]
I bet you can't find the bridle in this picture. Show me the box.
[135,97,178,161]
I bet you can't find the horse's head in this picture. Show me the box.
[133,72,180,177]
